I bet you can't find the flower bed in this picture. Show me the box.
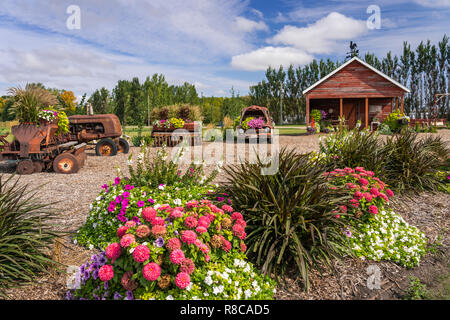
[67,201,275,300]
[74,178,214,249]
[326,167,428,267]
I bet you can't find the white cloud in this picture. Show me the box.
[231,46,314,71]
[269,12,368,54]
[233,17,268,33]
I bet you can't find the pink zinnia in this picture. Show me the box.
[142,207,157,222]
[133,245,150,263]
[181,230,197,244]
[354,191,363,200]
[386,189,394,198]
[221,205,233,213]
[166,237,182,251]
[379,193,389,202]
[151,225,166,237]
[232,223,245,238]
[222,239,231,252]
[197,216,210,228]
[105,243,121,262]
[240,242,247,253]
[184,216,198,229]
[170,209,184,219]
[98,265,114,281]
[120,234,135,248]
[231,212,243,221]
[196,226,207,234]
[346,183,356,189]
[349,199,359,208]
[366,171,375,177]
[355,167,365,172]
[117,226,129,238]
[369,205,378,215]
[340,205,347,213]
[358,178,369,186]
[235,219,246,228]
[363,193,373,202]
[170,249,186,264]
[125,220,136,228]
[370,187,380,196]
[205,254,210,262]
[143,262,161,281]
[180,258,195,274]
[175,272,190,289]
[151,216,165,226]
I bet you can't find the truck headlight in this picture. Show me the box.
[264,127,270,133]
[239,128,244,134]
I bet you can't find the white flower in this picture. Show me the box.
[244,289,252,299]
[204,276,213,286]
[174,198,181,206]
[166,295,174,300]
[88,244,94,250]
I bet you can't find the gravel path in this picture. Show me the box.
[1,130,449,299]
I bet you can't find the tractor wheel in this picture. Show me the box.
[95,138,118,156]
[117,138,130,154]
[17,160,34,175]
[76,152,86,167]
[53,153,80,174]
[33,161,44,173]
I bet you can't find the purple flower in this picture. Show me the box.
[132,216,141,224]
[121,199,129,207]
[113,292,123,300]
[126,291,134,300]
[83,270,90,280]
[155,237,165,247]
[115,196,123,204]
[98,255,107,265]
[125,184,134,190]
[101,184,108,190]
[120,207,127,215]
[79,264,86,274]
[104,281,108,290]
[65,291,73,300]
[114,177,121,185]
[137,200,145,208]
[123,191,130,198]
[148,198,155,204]
[217,197,224,201]
[92,269,99,280]
[247,117,266,129]
[174,230,179,235]
[108,203,116,212]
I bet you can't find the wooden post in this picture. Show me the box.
[306,95,310,127]
[339,98,343,118]
[401,96,404,114]
[365,97,369,128]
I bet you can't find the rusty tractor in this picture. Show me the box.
[68,114,129,156]
[0,119,87,175]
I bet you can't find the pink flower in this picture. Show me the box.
[222,239,231,252]
[98,265,114,281]
[205,254,210,262]
[221,204,233,213]
[386,189,394,198]
[369,205,378,215]
[355,167,365,172]
[170,249,186,264]
[346,183,357,189]
[358,178,369,186]
[344,167,354,173]
[240,242,247,253]
[354,191,363,200]
[143,262,161,281]
[232,223,245,238]
[125,220,136,228]
[370,187,380,196]
[186,200,199,209]
[379,193,389,202]
[235,219,247,228]
[197,216,210,228]
[340,205,347,213]
[166,238,182,251]
[366,171,375,177]
[180,258,195,274]
[117,226,129,238]
[151,225,166,237]
[184,216,198,228]
[363,193,373,202]
[181,230,197,244]
[106,243,121,262]
[151,217,165,226]
[349,199,359,208]
[120,234,135,248]
[142,207,157,222]
[133,245,150,263]
[196,226,207,234]
[334,214,340,219]
[175,272,190,289]
[231,212,243,221]
[170,209,184,219]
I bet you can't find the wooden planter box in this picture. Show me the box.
[152,122,198,133]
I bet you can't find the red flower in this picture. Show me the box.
[369,205,378,215]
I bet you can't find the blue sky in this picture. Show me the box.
[0,0,449,99]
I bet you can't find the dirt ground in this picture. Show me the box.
[1,130,449,300]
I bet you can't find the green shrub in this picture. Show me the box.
[0,175,61,297]
[221,148,352,290]
[381,130,449,194]
[383,111,409,132]
[127,145,218,189]
[310,109,322,122]
[319,127,385,173]
[404,277,430,300]
[378,123,392,135]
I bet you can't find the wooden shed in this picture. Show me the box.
[303,57,410,129]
